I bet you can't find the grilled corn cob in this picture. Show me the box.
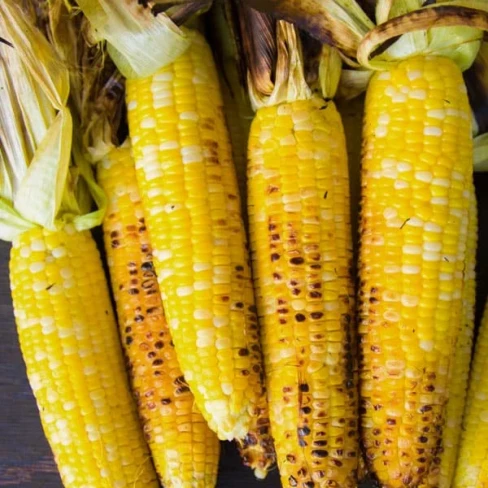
[77,0,264,441]
[97,143,220,488]
[0,2,158,486]
[244,17,358,487]
[454,297,488,487]
[359,55,473,487]
[420,185,477,488]
[10,227,158,487]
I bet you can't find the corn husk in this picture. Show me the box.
[0,0,103,241]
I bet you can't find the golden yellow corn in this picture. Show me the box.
[248,96,358,488]
[359,56,473,488]
[97,144,220,487]
[10,227,158,488]
[126,31,263,440]
[420,184,477,488]
[454,297,488,487]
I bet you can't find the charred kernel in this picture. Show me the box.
[305,482,315,488]
[235,265,244,271]
[290,257,304,265]
[134,315,144,322]
[283,386,292,393]
[286,454,296,463]
[369,296,379,304]
[154,341,163,349]
[387,419,396,425]
[273,273,282,280]
[309,291,322,299]
[299,383,310,392]
[126,336,133,345]
[176,386,190,395]
[161,398,171,405]
[312,450,328,458]
[244,434,258,446]
[252,365,261,373]
[292,288,301,295]
[371,345,380,352]
[141,261,153,271]
[311,312,324,319]
[111,240,121,248]
[278,308,289,314]
[372,428,381,435]
[332,459,343,467]
[271,253,280,261]
[288,476,298,487]
[125,326,132,333]
[419,436,428,443]
[424,385,435,392]
[128,288,139,295]
[298,426,311,436]
[298,438,307,447]
[279,318,287,325]
[235,302,244,309]
[147,352,156,359]
[310,264,321,270]
[313,440,327,446]
[301,406,312,414]
[297,468,307,477]
[152,359,163,366]
[295,313,306,322]
[241,370,250,376]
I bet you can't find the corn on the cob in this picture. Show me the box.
[420,184,477,488]
[359,55,473,487]
[97,143,220,487]
[1,2,159,485]
[454,297,488,487]
[125,30,262,440]
[10,227,159,487]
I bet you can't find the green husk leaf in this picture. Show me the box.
[337,67,372,99]
[318,44,342,99]
[474,133,488,171]
[76,0,193,79]
[358,3,488,71]
[14,107,73,229]
[240,0,374,58]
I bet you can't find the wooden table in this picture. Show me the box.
[0,173,486,487]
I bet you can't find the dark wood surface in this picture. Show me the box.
[0,174,486,487]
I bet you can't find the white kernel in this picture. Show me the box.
[432,178,450,188]
[155,249,172,262]
[439,292,453,301]
[383,208,398,219]
[425,222,442,233]
[378,72,391,80]
[397,162,412,172]
[194,263,211,272]
[284,202,301,212]
[140,117,156,129]
[403,245,422,255]
[153,97,173,109]
[382,168,398,179]
[378,113,390,124]
[394,180,409,190]
[194,281,211,291]
[60,268,73,279]
[324,302,338,311]
[321,209,334,220]
[291,300,306,311]
[29,262,45,273]
[31,239,46,252]
[160,140,179,150]
[407,70,422,80]
[196,328,215,348]
[383,311,400,322]
[33,280,48,292]
[205,400,227,415]
[424,126,443,136]
[292,111,309,123]
[169,318,179,329]
[222,383,234,395]
[423,252,441,262]
[424,242,442,252]
[127,100,137,111]
[409,89,427,100]
[213,316,229,328]
[402,265,420,274]
[415,171,434,183]
[401,295,419,307]
[153,72,173,82]
[420,340,434,352]
[47,389,58,403]
[427,109,446,119]
[180,111,199,121]
[385,265,401,274]
[392,93,407,103]
[407,216,424,227]
[281,134,296,146]
[385,86,396,96]
[194,309,212,320]
[20,246,31,258]
[64,401,76,411]
[176,286,193,297]
[322,271,336,282]
[375,125,388,137]
[182,146,203,164]
[216,337,231,350]
[381,158,396,168]
[35,350,46,361]
[431,197,449,205]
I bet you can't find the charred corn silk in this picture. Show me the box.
[359,56,473,487]
[248,95,358,487]
[97,145,220,488]
[126,32,262,441]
